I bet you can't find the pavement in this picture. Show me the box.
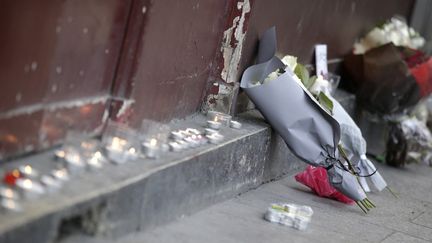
[64,162,432,243]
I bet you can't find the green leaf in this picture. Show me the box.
[294,63,309,86]
[318,91,334,114]
[306,75,317,90]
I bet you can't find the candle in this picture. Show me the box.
[185,128,201,135]
[230,120,242,129]
[170,131,185,140]
[207,116,222,130]
[1,198,22,213]
[168,142,182,152]
[142,138,159,159]
[206,133,224,144]
[160,143,170,152]
[205,128,218,136]
[0,186,20,200]
[87,151,105,170]
[40,175,61,192]
[106,136,130,164]
[176,140,189,150]
[51,168,69,181]
[207,111,232,126]
[15,178,45,199]
[63,150,86,174]
[18,165,39,179]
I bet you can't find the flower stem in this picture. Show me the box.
[356,201,367,214]
[365,198,376,208]
[387,186,398,198]
[360,200,370,211]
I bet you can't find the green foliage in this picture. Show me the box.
[318,92,334,114]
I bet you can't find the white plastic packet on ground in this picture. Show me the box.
[264,203,313,230]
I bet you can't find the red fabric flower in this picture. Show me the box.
[295,165,354,205]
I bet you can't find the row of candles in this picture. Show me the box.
[0,112,242,213]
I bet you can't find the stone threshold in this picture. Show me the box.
[0,111,305,243]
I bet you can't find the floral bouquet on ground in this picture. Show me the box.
[344,16,431,115]
[240,27,373,213]
[344,16,432,168]
[284,55,390,194]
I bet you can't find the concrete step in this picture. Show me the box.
[0,112,305,243]
[0,90,356,243]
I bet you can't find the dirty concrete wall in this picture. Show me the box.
[0,0,415,159]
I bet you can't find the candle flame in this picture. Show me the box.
[214,116,218,122]
[150,138,157,146]
[12,170,20,178]
[4,189,14,198]
[23,179,33,189]
[24,165,32,174]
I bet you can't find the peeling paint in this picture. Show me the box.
[220,0,250,83]
[116,99,135,118]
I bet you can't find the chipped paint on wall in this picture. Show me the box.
[220,0,251,84]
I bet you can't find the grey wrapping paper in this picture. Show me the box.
[331,96,387,192]
[240,27,366,201]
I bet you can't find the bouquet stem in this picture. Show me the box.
[387,186,399,198]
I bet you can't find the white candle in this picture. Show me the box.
[230,120,242,129]
[206,133,224,144]
[143,138,159,159]
[1,198,22,212]
[207,118,222,130]
[0,186,19,200]
[18,165,39,179]
[205,128,218,136]
[106,136,130,164]
[15,178,45,199]
[40,175,62,192]
[168,142,182,152]
[64,150,86,174]
[51,168,70,181]
[170,131,185,140]
[87,151,106,170]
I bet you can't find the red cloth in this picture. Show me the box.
[295,165,354,205]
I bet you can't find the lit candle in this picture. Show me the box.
[229,120,242,129]
[142,138,159,159]
[185,128,201,135]
[106,136,130,164]
[0,186,20,200]
[1,198,22,213]
[51,168,69,181]
[207,116,222,130]
[87,151,106,170]
[205,128,218,136]
[206,133,224,144]
[18,165,39,179]
[64,150,86,174]
[15,178,45,199]
[168,142,182,152]
[170,131,185,140]
[40,175,61,192]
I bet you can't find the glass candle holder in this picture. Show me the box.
[102,121,139,164]
[15,178,45,200]
[140,119,171,159]
[207,111,232,127]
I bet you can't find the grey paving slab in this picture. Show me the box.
[106,162,432,243]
